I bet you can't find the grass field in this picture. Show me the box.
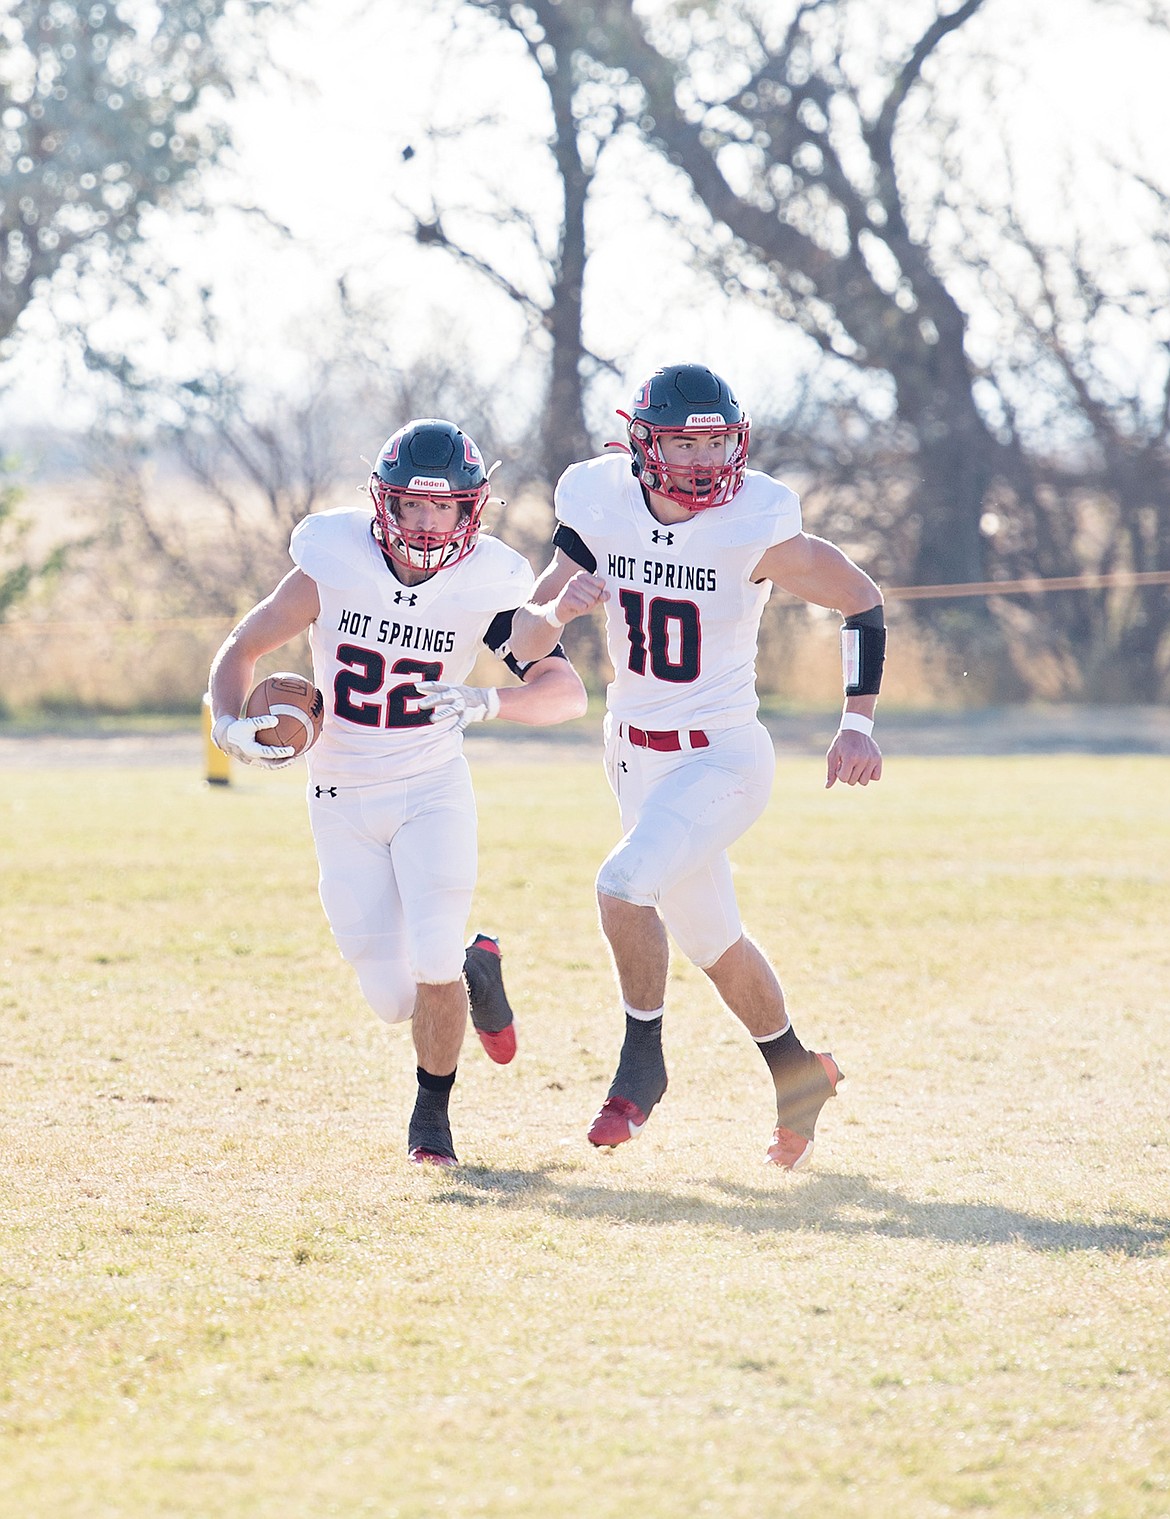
[2,746,1169,1518]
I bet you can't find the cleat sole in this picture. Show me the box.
[408,1147,458,1168]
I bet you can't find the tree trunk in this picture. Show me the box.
[541,38,593,488]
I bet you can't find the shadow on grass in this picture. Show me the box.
[433,1165,1170,1257]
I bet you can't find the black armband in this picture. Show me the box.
[841,605,886,696]
[552,522,597,573]
[483,606,569,680]
[513,643,569,680]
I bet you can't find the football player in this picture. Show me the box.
[208,418,587,1167]
[500,363,885,1170]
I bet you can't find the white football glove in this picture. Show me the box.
[211,713,296,768]
[415,681,501,729]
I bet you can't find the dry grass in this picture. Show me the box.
[0,597,953,716]
[1,752,1169,1518]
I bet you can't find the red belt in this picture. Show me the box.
[622,724,709,752]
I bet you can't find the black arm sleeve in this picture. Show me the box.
[842,604,886,696]
[483,607,569,681]
[552,522,597,573]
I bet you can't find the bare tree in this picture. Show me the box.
[558,0,1014,600]
[967,167,1170,698]
[397,0,629,489]
[489,0,1170,696]
[0,0,301,351]
[76,286,518,617]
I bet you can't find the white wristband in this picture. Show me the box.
[839,712,875,737]
[540,603,564,630]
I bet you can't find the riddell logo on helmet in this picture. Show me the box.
[406,476,452,492]
[684,413,725,427]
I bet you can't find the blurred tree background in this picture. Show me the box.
[2,0,1169,713]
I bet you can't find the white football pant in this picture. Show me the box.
[597,718,776,968]
[308,756,478,1023]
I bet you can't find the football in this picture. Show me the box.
[244,672,325,757]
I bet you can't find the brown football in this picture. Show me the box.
[244,672,325,757]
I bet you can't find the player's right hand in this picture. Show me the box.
[211,714,296,768]
[551,571,609,625]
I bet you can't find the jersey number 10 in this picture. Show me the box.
[618,591,701,684]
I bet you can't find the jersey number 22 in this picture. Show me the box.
[334,645,443,728]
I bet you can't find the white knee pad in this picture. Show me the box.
[661,895,742,969]
[338,932,464,1024]
[400,881,471,987]
[408,938,467,988]
[596,846,743,969]
[341,947,416,1025]
[596,837,661,907]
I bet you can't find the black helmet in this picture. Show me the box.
[368,418,492,572]
[622,363,750,509]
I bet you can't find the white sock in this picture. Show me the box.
[752,1019,791,1044]
[624,1002,665,1022]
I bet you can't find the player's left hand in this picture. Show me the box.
[416,681,501,729]
[825,728,883,788]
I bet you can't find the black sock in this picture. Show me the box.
[607,1014,668,1117]
[409,1067,457,1159]
[756,1025,813,1081]
[756,1028,832,1138]
[416,1066,456,1094]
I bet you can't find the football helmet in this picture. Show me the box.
[369,418,493,573]
[621,363,750,510]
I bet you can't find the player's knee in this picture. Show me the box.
[680,929,739,970]
[664,909,741,970]
[354,963,415,1024]
[406,930,466,989]
[596,842,659,907]
[691,928,744,973]
[334,935,416,1023]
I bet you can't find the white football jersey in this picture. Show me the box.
[289,507,535,784]
[554,453,802,730]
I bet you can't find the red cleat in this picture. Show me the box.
[766,1052,842,1171]
[587,1094,651,1148]
[475,1026,517,1064]
[765,1126,816,1171]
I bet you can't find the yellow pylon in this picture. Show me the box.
[202,692,231,787]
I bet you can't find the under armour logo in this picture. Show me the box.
[651,530,674,545]
[314,786,338,798]
[619,761,628,773]
[393,590,418,606]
